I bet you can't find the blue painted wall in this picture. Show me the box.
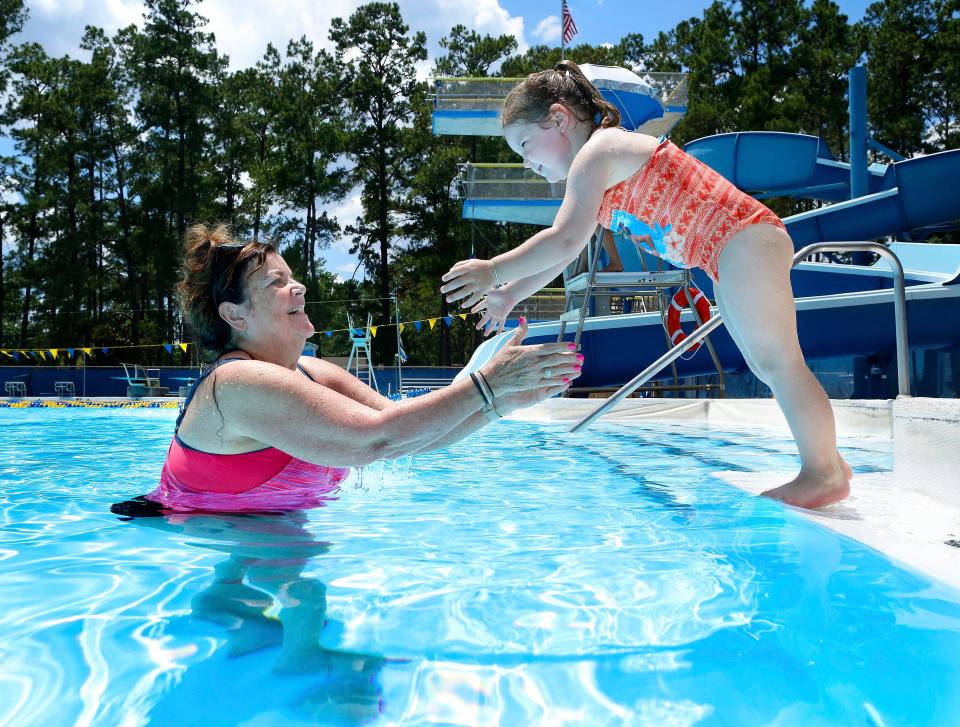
[4,356,956,400]
[0,365,461,398]
[0,366,203,397]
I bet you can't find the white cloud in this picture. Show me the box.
[18,0,145,59]
[15,0,530,71]
[323,190,362,250]
[533,15,560,44]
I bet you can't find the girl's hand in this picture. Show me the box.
[479,318,583,397]
[472,289,517,337]
[440,259,496,308]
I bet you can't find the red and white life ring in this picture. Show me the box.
[666,286,711,353]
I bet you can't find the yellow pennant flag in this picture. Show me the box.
[428,318,437,330]
[82,348,93,357]
[179,343,189,353]
[370,326,378,337]
[49,349,58,358]
[458,314,467,321]
[38,351,47,361]
[398,323,405,334]
[1,350,11,358]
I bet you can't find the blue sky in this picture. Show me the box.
[504,0,872,46]
[8,0,874,277]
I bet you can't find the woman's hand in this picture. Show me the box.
[472,289,517,337]
[495,383,570,415]
[479,318,583,398]
[440,259,496,309]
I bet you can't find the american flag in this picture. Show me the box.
[562,0,578,45]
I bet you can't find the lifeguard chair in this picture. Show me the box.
[346,312,379,392]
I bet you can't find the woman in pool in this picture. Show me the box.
[440,60,852,509]
[148,224,582,512]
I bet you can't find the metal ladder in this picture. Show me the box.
[558,226,725,397]
[569,242,911,432]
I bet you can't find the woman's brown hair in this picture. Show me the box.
[501,60,621,131]
[177,224,275,360]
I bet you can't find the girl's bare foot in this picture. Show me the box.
[762,456,852,509]
[840,455,853,482]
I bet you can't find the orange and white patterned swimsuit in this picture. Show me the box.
[596,138,786,282]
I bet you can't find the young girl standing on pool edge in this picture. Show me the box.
[440,60,852,509]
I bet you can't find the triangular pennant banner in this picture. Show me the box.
[38,351,47,361]
[370,326,377,337]
[428,318,437,330]
[179,343,188,353]
[164,344,173,354]
[1,350,11,359]
[67,348,75,358]
[12,351,20,361]
[398,323,405,334]
[82,348,92,357]
[101,347,109,355]
[414,321,422,332]
[325,330,333,338]
[49,349,58,358]
[458,314,467,321]
[443,316,453,328]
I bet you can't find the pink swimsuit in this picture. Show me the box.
[597,138,786,282]
[148,359,349,513]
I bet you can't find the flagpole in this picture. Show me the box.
[560,0,565,59]
[393,292,402,395]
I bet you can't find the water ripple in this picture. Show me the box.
[1,411,958,725]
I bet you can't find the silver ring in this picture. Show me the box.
[544,367,553,379]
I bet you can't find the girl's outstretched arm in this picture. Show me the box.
[441,138,617,309]
[472,257,572,336]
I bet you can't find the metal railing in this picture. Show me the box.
[569,242,910,432]
[457,162,565,200]
[432,73,689,112]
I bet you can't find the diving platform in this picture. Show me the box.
[432,68,688,138]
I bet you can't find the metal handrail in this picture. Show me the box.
[569,242,910,432]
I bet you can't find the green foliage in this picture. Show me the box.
[435,24,517,77]
[0,0,956,362]
[330,2,428,362]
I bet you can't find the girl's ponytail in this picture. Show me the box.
[502,59,621,130]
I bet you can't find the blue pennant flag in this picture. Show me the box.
[12,352,19,362]
[67,348,75,358]
[414,320,422,332]
[443,316,453,328]
[101,347,109,355]
[325,330,333,338]
[164,344,173,354]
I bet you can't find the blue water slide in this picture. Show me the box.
[683,132,891,202]
[684,132,960,245]
[785,150,960,246]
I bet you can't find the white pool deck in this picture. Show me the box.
[512,397,960,591]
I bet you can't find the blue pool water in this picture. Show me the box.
[2,408,960,726]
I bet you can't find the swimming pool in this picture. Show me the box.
[2,408,959,725]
